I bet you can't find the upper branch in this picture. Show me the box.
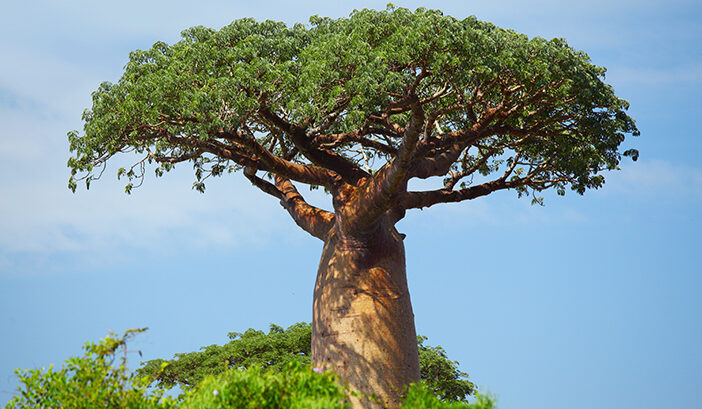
[258,105,369,184]
[213,128,339,187]
[146,128,337,188]
[345,94,425,231]
[400,156,569,211]
[311,130,398,155]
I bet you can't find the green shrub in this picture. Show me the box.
[138,323,312,391]
[5,329,174,409]
[401,384,496,409]
[180,361,348,409]
[139,323,475,403]
[417,336,475,401]
[177,361,495,409]
[6,329,496,409]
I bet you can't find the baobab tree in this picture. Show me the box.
[68,7,638,408]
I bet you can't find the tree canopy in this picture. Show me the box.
[68,6,638,228]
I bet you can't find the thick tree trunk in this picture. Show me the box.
[311,219,420,409]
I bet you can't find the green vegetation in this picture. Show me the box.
[5,329,493,409]
[137,323,475,403]
[5,329,175,409]
[180,364,495,409]
[180,362,347,409]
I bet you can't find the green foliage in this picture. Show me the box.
[138,323,475,402]
[179,364,494,409]
[401,384,495,409]
[137,323,311,390]
[418,336,475,401]
[5,328,174,409]
[180,361,348,409]
[6,330,494,409]
[68,6,637,201]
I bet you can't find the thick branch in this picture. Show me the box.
[203,129,337,187]
[243,166,284,200]
[274,176,335,240]
[132,127,335,188]
[346,95,424,231]
[243,168,335,240]
[409,128,482,179]
[400,178,520,210]
[258,106,369,183]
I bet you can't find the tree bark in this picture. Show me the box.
[311,218,420,409]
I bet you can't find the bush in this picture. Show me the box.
[6,329,496,409]
[178,362,495,409]
[5,329,174,409]
[139,323,475,403]
[174,361,494,409]
[401,384,495,409]
[180,361,348,409]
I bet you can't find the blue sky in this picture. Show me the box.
[1,1,700,408]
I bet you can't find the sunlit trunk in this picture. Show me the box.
[311,218,420,409]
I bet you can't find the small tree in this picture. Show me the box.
[68,6,638,408]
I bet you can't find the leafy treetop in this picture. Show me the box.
[68,6,638,235]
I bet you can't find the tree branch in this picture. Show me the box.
[243,168,334,240]
[274,176,335,240]
[209,129,338,187]
[408,128,482,179]
[312,130,398,155]
[258,105,369,183]
[346,94,424,231]
[400,178,520,210]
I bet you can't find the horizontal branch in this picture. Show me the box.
[400,178,520,210]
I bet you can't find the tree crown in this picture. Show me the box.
[68,6,638,235]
